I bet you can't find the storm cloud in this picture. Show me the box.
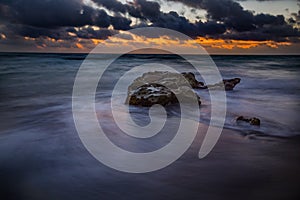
[0,0,98,27]
[166,0,300,40]
[0,0,299,50]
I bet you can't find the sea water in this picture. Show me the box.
[1,53,299,138]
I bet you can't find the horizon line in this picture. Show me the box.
[1,51,300,56]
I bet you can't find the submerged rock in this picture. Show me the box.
[208,78,241,91]
[126,71,201,107]
[236,116,261,126]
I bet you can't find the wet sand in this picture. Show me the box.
[1,123,299,200]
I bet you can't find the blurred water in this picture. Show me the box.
[1,53,300,199]
[1,53,300,138]
[212,55,300,137]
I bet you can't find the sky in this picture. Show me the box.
[0,0,299,54]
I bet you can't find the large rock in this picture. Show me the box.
[126,71,201,107]
[127,83,177,106]
[126,71,241,107]
[127,71,202,91]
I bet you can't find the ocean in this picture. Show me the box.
[0,53,300,199]
[1,53,299,137]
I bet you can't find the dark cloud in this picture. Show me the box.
[0,0,133,45]
[125,0,226,37]
[134,0,161,19]
[125,4,144,19]
[94,10,111,28]
[196,21,227,35]
[221,26,300,42]
[260,24,300,39]
[149,11,197,36]
[110,16,132,30]
[91,0,160,21]
[119,0,162,20]
[254,14,285,26]
[0,0,97,28]
[71,27,118,40]
[166,0,300,40]
[0,0,299,50]
[175,0,255,32]
[0,0,128,29]
[147,11,226,37]
[5,24,72,40]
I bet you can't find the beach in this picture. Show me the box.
[1,124,300,200]
[0,53,300,199]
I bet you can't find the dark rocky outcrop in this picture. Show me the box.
[126,71,241,107]
[236,116,261,126]
[126,71,201,107]
[127,83,177,107]
[181,72,241,91]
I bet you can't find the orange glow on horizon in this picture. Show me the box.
[92,39,104,45]
[93,34,293,51]
[76,43,84,49]
[194,37,292,49]
[22,33,296,53]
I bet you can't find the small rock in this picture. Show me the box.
[223,78,241,91]
[236,116,260,126]
[249,117,260,126]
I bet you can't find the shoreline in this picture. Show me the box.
[1,122,299,200]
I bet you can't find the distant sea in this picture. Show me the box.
[0,53,300,199]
